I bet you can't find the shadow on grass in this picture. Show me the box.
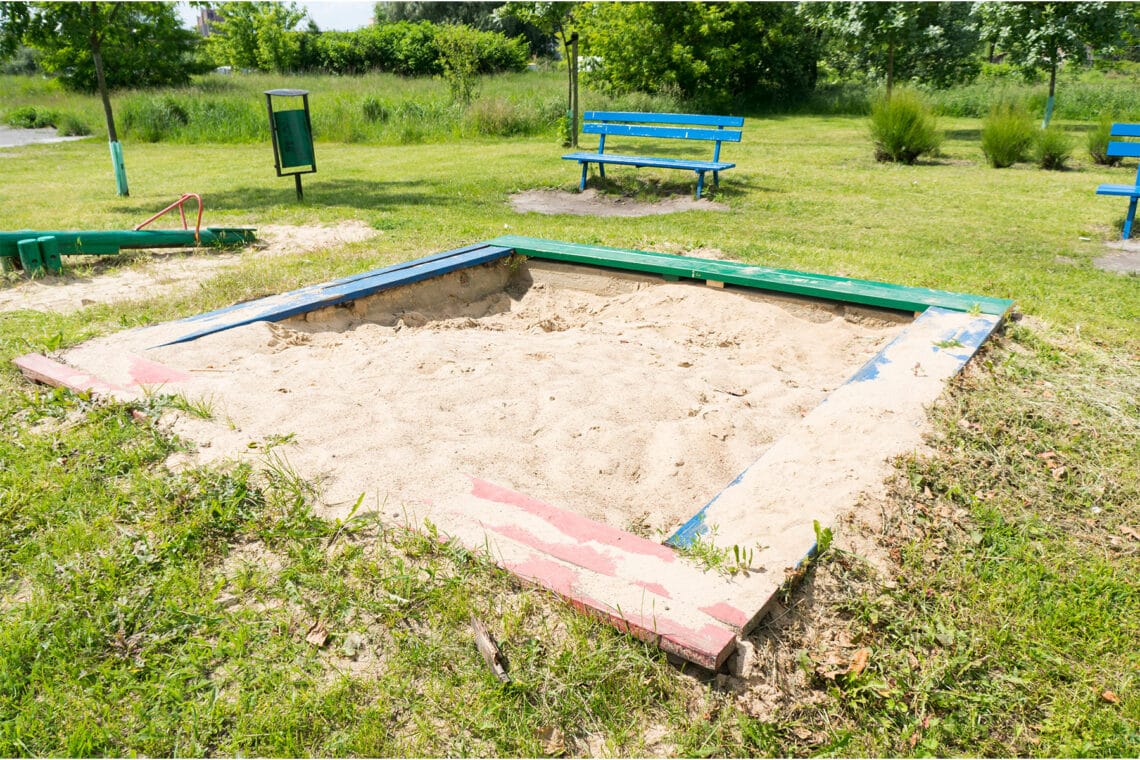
[116,179,456,215]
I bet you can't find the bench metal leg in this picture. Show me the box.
[695,171,705,200]
[599,163,606,180]
[713,170,719,187]
[1126,197,1138,239]
[579,162,588,192]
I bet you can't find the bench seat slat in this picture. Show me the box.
[562,152,735,172]
[1095,183,1140,197]
[584,111,744,128]
[583,123,743,143]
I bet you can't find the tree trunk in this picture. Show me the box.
[886,39,894,97]
[89,2,117,141]
[1042,61,1057,129]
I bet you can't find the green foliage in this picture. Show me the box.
[802,2,981,89]
[577,2,818,109]
[121,95,190,143]
[18,2,201,93]
[1088,114,1122,165]
[207,2,307,73]
[436,24,486,104]
[360,95,390,123]
[4,104,57,129]
[55,113,90,136]
[869,88,941,164]
[296,21,528,77]
[1035,126,1073,170]
[981,101,1035,168]
[0,45,38,76]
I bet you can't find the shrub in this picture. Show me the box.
[56,114,91,137]
[5,105,59,129]
[1088,115,1122,166]
[122,96,190,143]
[465,97,533,137]
[361,96,390,123]
[981,102,1034,168]
[869,89,941,164]
[1035,127,1073,171]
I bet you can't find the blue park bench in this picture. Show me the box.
[562,111,744,200]
[1095,122,1140,239]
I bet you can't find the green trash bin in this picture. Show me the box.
[273,109,314,170]
[266,89,316,201]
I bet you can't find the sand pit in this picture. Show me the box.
[61,259,902,536]
[22,237,1010,667]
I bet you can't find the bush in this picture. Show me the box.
[981,102,1034,168]
[361,96,390,123]
[1035,127,1073,170]
[465,97,534,137]
[1088,115,1122,166]
[122,96,190,143]
[5,105,59,129]
[56,114,91,137]
[869,89,941,164]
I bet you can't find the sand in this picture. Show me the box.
[62,258,905,538]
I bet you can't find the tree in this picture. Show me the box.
[802,2,981,94]
[12,2,200,91]
[974,2,1127,127]
[206,1,307,73]
[576,2,818,108]
[8,2,198,196]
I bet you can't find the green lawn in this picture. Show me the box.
[0,81,1137,757]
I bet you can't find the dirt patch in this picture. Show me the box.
[511,188,728,217]
[0,221,377,314]
[1096,239,1140,274]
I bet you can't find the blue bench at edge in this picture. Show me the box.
[1095,122,1140,239]
[562,111,743,200]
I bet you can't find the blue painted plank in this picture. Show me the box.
[179,241,500,325]
[1107,140,1140,158]
[1095,183,1140,197]
[156,244,514,347]
[584,111,744,128]
[1110,123,1140,138]
[562,152,735,172]
[583,123,743,143]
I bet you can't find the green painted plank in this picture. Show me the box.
[0,228,256,258]
[488,235,1013,317]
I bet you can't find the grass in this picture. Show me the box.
[1,70,1138,756]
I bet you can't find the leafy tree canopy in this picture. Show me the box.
[206,1,307,73]
[803,2,981,90]
[8,1,201,92]
[577,2,817,109]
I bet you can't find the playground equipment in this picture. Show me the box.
[1,194,255,275]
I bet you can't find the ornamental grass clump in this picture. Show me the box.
[981,102,1034,168]
[869,88,941,164]
[1088,114,1122,166]
[1036,127,1073,171]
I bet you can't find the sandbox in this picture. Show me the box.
[15,237,1012,668]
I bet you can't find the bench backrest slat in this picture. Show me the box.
[583,122,743,143]
[584,111,744,128]
[1110,123,1140,138]
[1106,140,1140,159]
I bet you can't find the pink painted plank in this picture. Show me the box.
[13,354,133,400]
[128,355,191,385]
